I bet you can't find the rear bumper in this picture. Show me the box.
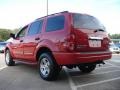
[53,51,112,65]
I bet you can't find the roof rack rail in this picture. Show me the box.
[36,11,68,20]
[61,11,68,13]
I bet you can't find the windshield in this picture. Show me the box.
[73,13,105,30]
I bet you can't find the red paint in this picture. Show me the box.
[6,11,111,65]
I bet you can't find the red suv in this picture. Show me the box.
[5,11,111,81]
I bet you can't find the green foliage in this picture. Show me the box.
[109,34,120,39]
[0,28,20,41]
[0,29,12,41]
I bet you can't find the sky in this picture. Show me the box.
[0,0,120,34]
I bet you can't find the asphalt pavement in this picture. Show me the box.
[0,53,120,90]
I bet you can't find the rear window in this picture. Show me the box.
[46,15,65,32]
[73,14,105,30]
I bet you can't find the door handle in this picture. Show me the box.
[20,40,23,42]
[35,37,40,40]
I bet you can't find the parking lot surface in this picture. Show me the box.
[0,53,120,90]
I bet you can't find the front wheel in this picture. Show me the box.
[5,50,15,66]
[38,53,61,81]
[78,64,96,73]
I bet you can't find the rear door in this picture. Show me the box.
[22,19,44,62]
[72,13,110,52]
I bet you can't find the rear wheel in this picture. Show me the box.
[78,64,96,73]
[5,50,15,66]
[38,53,61,81]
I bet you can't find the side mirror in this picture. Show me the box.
[10,33,15,39]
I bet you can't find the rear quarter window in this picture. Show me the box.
[46,15,65,32]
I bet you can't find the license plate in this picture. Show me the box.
[89,40,101,47]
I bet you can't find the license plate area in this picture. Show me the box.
[89,40,101,47]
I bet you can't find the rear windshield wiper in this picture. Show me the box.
[94,29,105,33]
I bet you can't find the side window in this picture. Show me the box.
[27,20,43,36]
[16,26,28,38]
[46,15,65,32]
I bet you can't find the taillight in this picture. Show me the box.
[103,38,110,45]
[63,34,76,51]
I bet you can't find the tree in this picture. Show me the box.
[0,35,2,41]
[109,34,120,39]
[0,29,12,41]
[12,28,20,34]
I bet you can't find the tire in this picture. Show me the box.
[78,64,96,73]
[38,53,61,81]
[116,52,120,54]
[5,50,15,66]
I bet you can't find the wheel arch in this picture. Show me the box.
[5,46,15,59]
[36,47,58,65]
[5,46,9,51]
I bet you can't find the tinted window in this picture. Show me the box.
[28,20,43,36]
[73,14,105,30]
[46,15,65,32]
[16,26,28,38]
